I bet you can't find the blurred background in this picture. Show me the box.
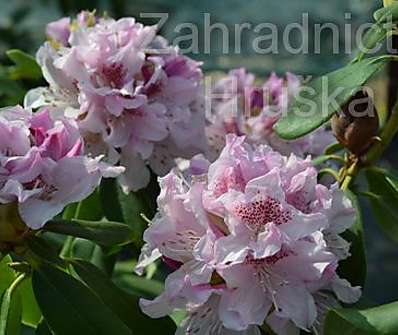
[0,0,396,306]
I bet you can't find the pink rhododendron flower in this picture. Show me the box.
[136,135,360,335]
[206,68,334,160]
[0,106,123,229]
[26,12,208,192]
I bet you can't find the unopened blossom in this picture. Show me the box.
[26,12,208,192]
[136,135,360,335]
[0,106,123,230]
[206,69,334,160]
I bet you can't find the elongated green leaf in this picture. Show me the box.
[20,279,41,328]
[62,203,78,220]
[73,189,104,221]
[118,191,148,242]
[0,275,24,335]
[71,260,176,334]
[25,236,66,268]
[69,238,117,276]
[114,274,164,299]
[99,179,124,222]
[275,57,387,139]
[365,168,398,243]
[324,301,398,335]
[100,178,157,244]
[6,50,42,80]
[338,191,367,287]
[70,238,97,260]
[324,142,344,155]
[32,264,132,335]
[43,219,135,246]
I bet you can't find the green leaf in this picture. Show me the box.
[43,219,135,246]
[338,191,367,287]
[6,50,42,80]
[99,179,124,222]
[365,168,398,243]
[0,275,24,335]
[275,57,387,140]
[100,178,157,244]
[324,301,398,335]
[20,279,41,328]
[71,260,176,334]
[62,203,78,220]
[32,264,132,335]
[324,142,344,155]
[312,155,342,166]
[25,236,66,268]
[69,238,118,276]
[70,238,97,260]
[114,273,164,299]
[73,189,104,221]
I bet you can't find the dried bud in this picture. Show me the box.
[332,90,379,156]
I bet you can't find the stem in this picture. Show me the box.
[341,160,359,191]
[319,168,340,181]
[60,237,74,258]
[363,100,398,164]
[8,273,27,293]
[60,201,83,258]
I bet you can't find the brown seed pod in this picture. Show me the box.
[331,90,379,156]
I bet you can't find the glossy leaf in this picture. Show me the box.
[275,57,387,140]
[99,179,124,222]
[114,273,164,299]
[43,219,136,246]
[6,49,42,80]
[100,178,157,244]
[69,238,117,276]
[32,263,132,335]
[324,301,398,335]
[20,279,41,328]
[73,189,104,221]
[365,168,398,243]
[25,236,66,268]
[338,191,367,287]
[71,260,176,334]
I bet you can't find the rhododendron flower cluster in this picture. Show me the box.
[26,11,208,192]
[0,106,123,229]
[206,68,334,160]
[136,135,360,335]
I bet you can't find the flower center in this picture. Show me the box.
[24,176,58,201]
[101,63,126,88]
[234,197,292,233]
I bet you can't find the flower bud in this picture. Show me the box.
[0,203,29,244]
[332,90,379,156]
